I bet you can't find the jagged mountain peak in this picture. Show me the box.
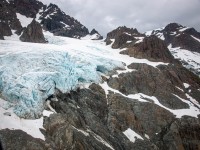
[105,26,144,48]
[164,22,184,32]
[0,0,92,40]
[109,26,140,37]
[90,28,99,35]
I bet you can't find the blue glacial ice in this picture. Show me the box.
[0,50,123,118]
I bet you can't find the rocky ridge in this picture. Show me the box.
[146,23,200,76]
[20,19,47,43]
[0,0,103,41]
[147,23,200,53]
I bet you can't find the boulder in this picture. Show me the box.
[20,19,47,43]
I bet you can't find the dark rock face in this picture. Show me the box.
[0,28,4,40]
[0,22,12,36]
[112,33,136,49]
[42,84,158,150]
[107,92,174,137]
[150,23,200,53]
[89,28,103,40]
[0,0,22,34]
[0,0,90,39]
[120,35,175,62]
[90,28,99,35]
[12,0,44,18]
[20,19,47,43]
[0,129,52,150]
[153,116,200,150]
[105,26,144,47]
[107,63,200,110]
[40,3,89,38]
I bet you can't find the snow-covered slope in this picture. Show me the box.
[0,32,124,118]
[0,31,169,119]
[145,23,200,76]
[168,45,200,76]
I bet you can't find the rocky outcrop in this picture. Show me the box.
[120,35,175,63]
[20,19,47,43]
[0,22,12,36]
[0,0,22,33]
[40,3,89,38]
[89,29,103,40]
[0,30,4,40]
[152,116,200,150]
[105,26,144,48]
[149,23,200,53]
[11,0,44,18]
[107,63,200,110]
[42,84,160,150]
[0,129,52,150]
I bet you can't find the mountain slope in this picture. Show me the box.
[0,1,200,150]
[145,23,200,76]
[0,0,103,40]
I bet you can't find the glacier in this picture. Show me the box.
[0,31,168,119]
[0,38,124,118]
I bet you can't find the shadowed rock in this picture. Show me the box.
[40,3,89,38]
[105,26,144,47]
[152,116,200,150]
[150,23,200,53]
[0,22,12,37]
[0,129,53,150]
[0,28,4,40]
[20,19,47,43]
[120,35,175,63]
[89,28,103,40]
[0,0,22,32]
[107,63,200,109]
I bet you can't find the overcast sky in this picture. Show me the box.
[40,0,200,36]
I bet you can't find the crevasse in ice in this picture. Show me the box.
[0,50,123,118]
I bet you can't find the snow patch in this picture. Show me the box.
[87,129,114,150]
[43,110,54,117]
[73,127,89,136]
[168,45,200,75]
[100,82,200,118]
[191,35,200,43]
[0,98,45,140]
[123,128,143,143]
[183,83,190,89]
[16,13,33,27]
[179,27,190,32]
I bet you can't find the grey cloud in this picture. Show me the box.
[41,0,200,36]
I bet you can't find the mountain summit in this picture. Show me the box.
[0,0,103,41]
